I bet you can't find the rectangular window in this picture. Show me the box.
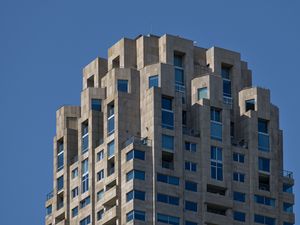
[245,99,255,111]
[157,193,179,206]
[81,158,89,193]
[185,142,196,152]
[157,213,180,225]
[162,134,174,151]
[174,53,184,86]
[71,168,78,179]
[157,173,179,186]
[254,195,275,207]
[233,211,245,222]
[210,108,222,141]
[91,99,101,111]
[97,169,104,181]
[185,181,197,192]
[107,140,115,158]
[126,170,145,181]
[126,210,146,222]
[57,176,63,191]
[210,146,223,181]
[185,221,197,225]
[259,157,270,172]
[233,152,244,163]
[71,187,78,198]
[117,79,128,92]
[46,205,52,216]
[72,206,78,217]
[97,150,104,161]
[221,66,231,98]
[233,172,245,183]
[254,214,275,225]
[80,196,90,209]
[185,200,197,212]
[161,97,174,129]
[80,216,91,225]
[149,75,159,88]
[107,102,115,135]
[57,140,64,171]
[198,87,208,100]
[126,149,145,161]
[233,192,246,202]
[283,202,293,213]
[126,190,146,202]
[97,209,104,221]
[258,118,270,151]
[82,121,89,153]
[97,189,104,201]
[185,161,197,172]
[82,158,88,174]
[283,183,293,193]
[284,222,294,225]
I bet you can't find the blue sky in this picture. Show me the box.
[0,0,299,224]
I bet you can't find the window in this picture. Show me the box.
[97,189,104,201]
[71,187,78,198]
[245,99,255,111]
[259,174,270,191]
[87,75,94,87]
[107,102,115,135]
[157,213,180,225]
[182,110,187,126]
[107,140,115,158]
[221,66,231,98]
[259,157,270,172]
[97,150,104,161]
[97,209,104,221]
[126,149,145,161]
[126,210,146,222]
[283,183,293,193]
[254,195,275,207]
[57,176,64,191]
[174,53,184,87]
[258,118,270,151]
[126,190,146,202]
[162,134,174,151]
[283,222,294,225]
[97,169,104,181]
[233,192,245,202]
[80,196,90,209]
[283,202,293,213]
[82,159,89,193]
[46,205,52,216]
[185,161,197,172]
[207,204,227,215]
[234,211,245,222]
[254,214,275,225]
[210,146,223,181]
[207,185,226,195]
[126,170,145,181]
[82,121,89,153]
[149,75,159,88]
[185,142,196,152]
[211,108,222,141]
[162,151,174,170]
[157,193,179,205]
[185,221,197,225]
[157,173,179,186]
[91,99,101,111]
[185,201,197,212]
[233,172,245,183]
[80,216,91,225]
[162,97,174,129]
[72,206,78,217]
[197,87,208,100]
[185,181,197,192]
[233,152,244,163]
[71,168,78,179]
[117,79,128,92]
[57,140,64,171]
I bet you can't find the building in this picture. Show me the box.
[45,34,295,225]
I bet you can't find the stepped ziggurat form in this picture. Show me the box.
[45,34,295,225]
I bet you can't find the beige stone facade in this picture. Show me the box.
[45,34,295,225]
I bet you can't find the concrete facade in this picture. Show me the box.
[45,34,295,225]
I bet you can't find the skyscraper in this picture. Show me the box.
[45,34,295,225]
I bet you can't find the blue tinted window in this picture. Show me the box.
[162,110,174,129]
[157,193,179,206]
[211,146,223,181]
[149,75,159,88]
[258,119,268,133]
[185,161,197,172]
[126,210,146,222]
[259,157,270,172]
[185,221,197,225]
[283,183,293,193]
[157,213,180,225]
[284,222,294,225]
[254,214,275,225]
[233,172,245,182]
[127,170,145,181]
[97,169,104,181]
[57,176,64,191]
[91,99,101,111]
[127,190,145,201]
[175,68,184,85]
[162,97,172,110]
[185,181,197,192]
[211,108,222,122]
[223,79,231,97]
[117,79,128,92]
[80,196,90,208]
[233,152,244,163]
[82,122,89,152]
[234,192,245,202]
[221,66,230,79]
[80,216,91,225]
[174,54,183,67]
[234,211,245,222]
[283,202,293,213]
[198,87,208,100]
[254,195,275,207]
[46,205,52,216]
[185,142,196,152]
[162,134,174,150]
[157,173,179,186]
[185,201,197,212]
[126,149,144,161]
[72,206,78,217]
[107,140,115,158]
[82,174,89,193]
[107,103,114,135]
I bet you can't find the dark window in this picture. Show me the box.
[185,200,197,212]
[91,99,101,111]
[246,99,255,111]
[233,192,245,202]
[149,75,159,88]
[185,181,197,192]
[157,173,179,186]
[234,211,246,222]
[117,79,128,92]
[259,157,270,172]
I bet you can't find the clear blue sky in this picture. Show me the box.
[0,0,299,224]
